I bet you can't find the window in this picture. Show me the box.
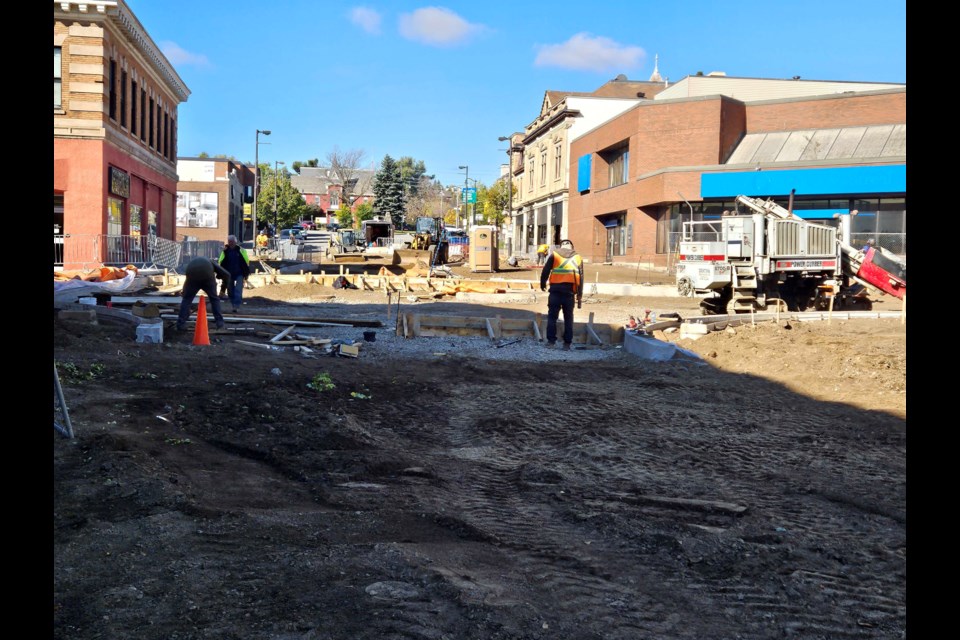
[330,192,340,208]
[607,148,629,188]
[140,89,147,142]
[54,47,62,108]
[120,70,127,128]
[108,198,123,235]
[149,97,155,148]
[540,152,547,186]
[109,59,117,120]
[156,103,162,154]
[130,80,138,136]
[554,144,562,180]
[528,158,534,191]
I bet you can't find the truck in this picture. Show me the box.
[675,195,906,315]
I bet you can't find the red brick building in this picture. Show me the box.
[54,1,189,269]
[568,82,906,267]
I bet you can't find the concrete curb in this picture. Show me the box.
[623,332,702,362]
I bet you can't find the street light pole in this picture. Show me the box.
[253,129,271,241]
[458,165,469,232]
[498,136,514,240]
[274,160,285,235]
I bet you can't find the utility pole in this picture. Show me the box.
[274,160,285,235]
[253,129,271,241]
[458,165,469,232]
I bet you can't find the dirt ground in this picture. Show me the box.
[53,262,906,640]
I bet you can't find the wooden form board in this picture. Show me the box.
[251,272,537,294]
[397,312,624,343]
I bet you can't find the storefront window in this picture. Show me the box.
[130,204,142,238]
[108,198,123,235]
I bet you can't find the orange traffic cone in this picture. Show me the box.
[192,293,210,346]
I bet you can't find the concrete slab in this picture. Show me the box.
[454,292,539,304]
[623,332,702,362]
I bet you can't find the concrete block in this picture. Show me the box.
[624,332,702,361]
[59,308,97,323]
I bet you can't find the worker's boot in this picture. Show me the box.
[562,343,571,351]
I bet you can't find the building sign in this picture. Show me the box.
[176,191,219,228]
[109,167,130,198]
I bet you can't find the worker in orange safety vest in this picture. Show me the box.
[539,239,584,350]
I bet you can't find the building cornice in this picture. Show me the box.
[523,107,581,145]
[54,1,191,102]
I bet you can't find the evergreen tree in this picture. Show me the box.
[372,154,406,228]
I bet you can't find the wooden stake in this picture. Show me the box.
[901,293,906,325]
[827,291,835,324]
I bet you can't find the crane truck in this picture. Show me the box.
[675,195,906,315]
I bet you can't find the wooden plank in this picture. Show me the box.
[402,313,410,338]
[412,313,421,337]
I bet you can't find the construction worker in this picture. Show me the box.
[539,239,584,351]
[219,235,251,313]
[536,243,550,266]
[255,229,269,255]
[176,257,227,332]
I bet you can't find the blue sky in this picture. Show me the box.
[125,0,906,189]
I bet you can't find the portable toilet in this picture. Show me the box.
[469,226,499,272]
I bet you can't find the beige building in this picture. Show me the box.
[510,75,668,257]
[175,158,255,243]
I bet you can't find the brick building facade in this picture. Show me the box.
[568,87,906,267]
[54,0,189,268]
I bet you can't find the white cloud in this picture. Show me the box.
[349,7,382,35]
[159,41,210,68]
[398,7,483,47]
[534,33,646,73]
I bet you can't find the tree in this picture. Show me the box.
[353,202,375,224]
[372,155,406,228]
[336,207,354,229]
[397,157,429,197]
[198,151,209,158]
[478,178,513,228]
[257,164,307,230]
[326,146,366,208]
[292,159,319,174]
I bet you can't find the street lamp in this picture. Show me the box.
[274,160,285,236]
[253,129,271,241]
[458,165,469,232]
[498,136,516,253]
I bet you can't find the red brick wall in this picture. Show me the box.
[567,90,905,267]
[745,91,905,133]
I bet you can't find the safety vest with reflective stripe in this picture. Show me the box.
[548,252,582,288]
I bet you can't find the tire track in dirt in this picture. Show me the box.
[391,376,736,638]
[404,365,907,638]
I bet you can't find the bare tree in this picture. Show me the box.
[326,146,366,207]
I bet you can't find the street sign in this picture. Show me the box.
[461,187,477,204]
